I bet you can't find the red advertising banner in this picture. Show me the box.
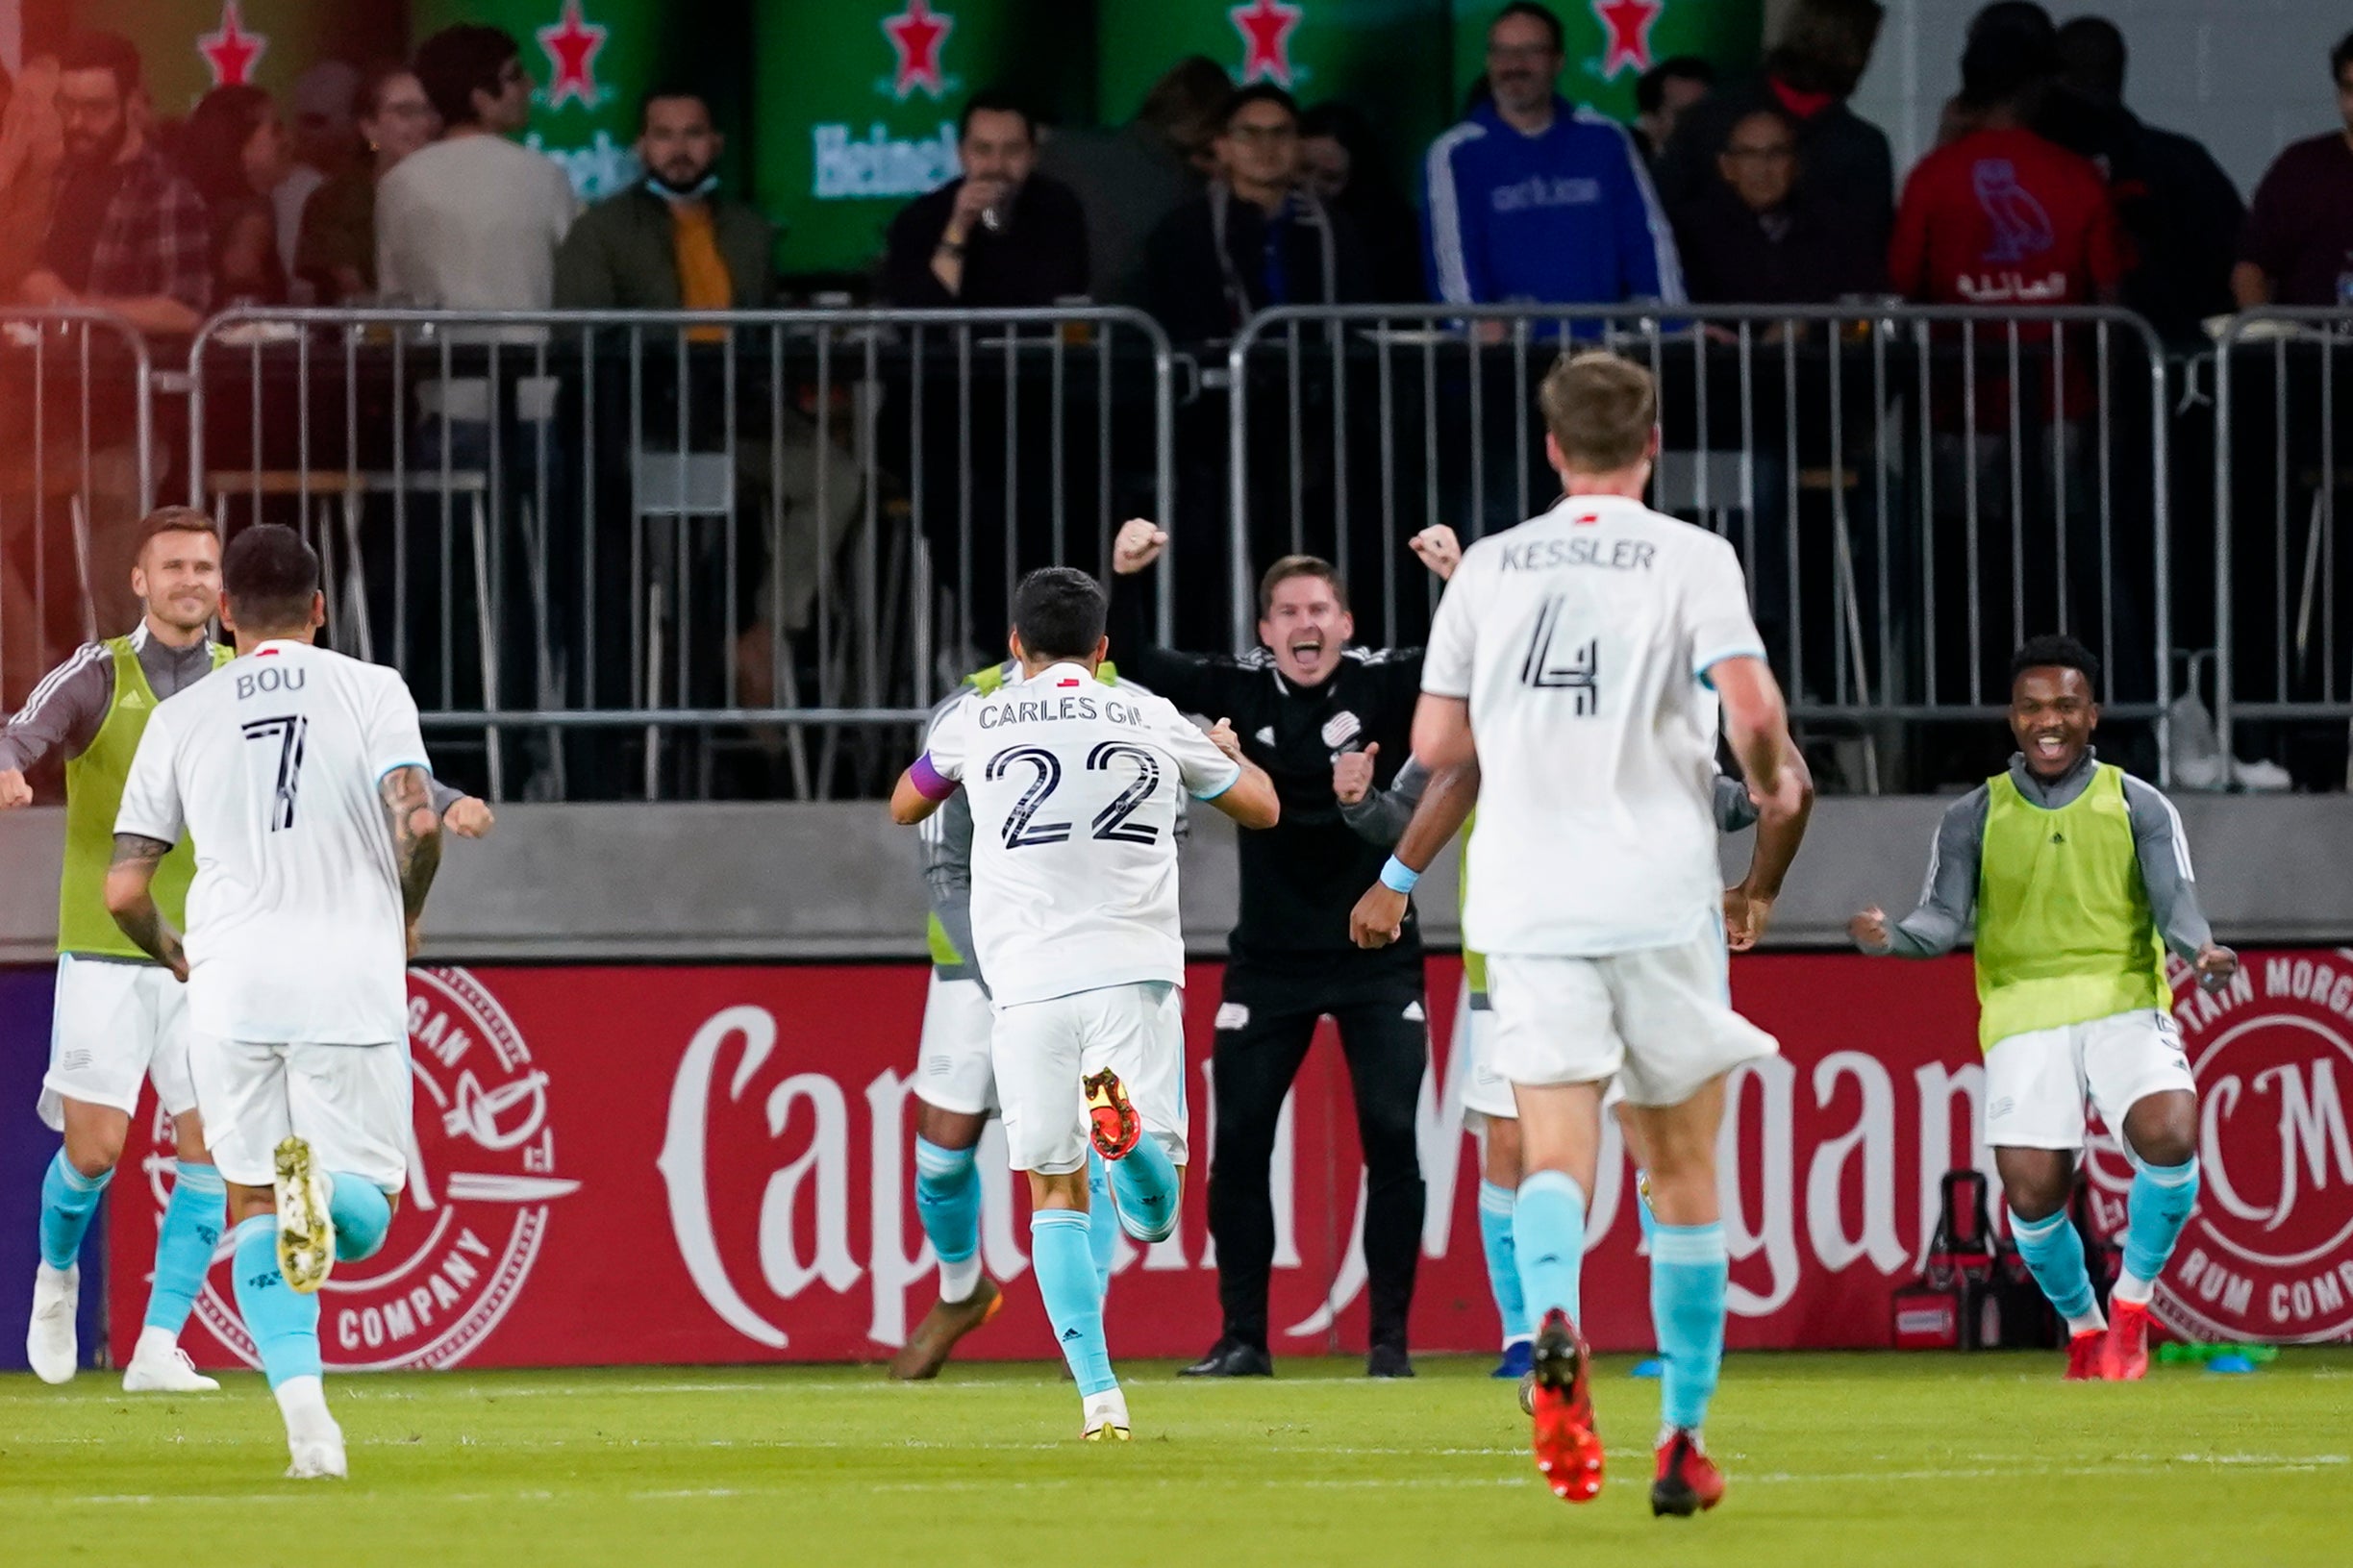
[105,950,2353,1371]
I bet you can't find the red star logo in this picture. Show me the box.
[1231,0,1303,87]
[197,1,268,89]
[537,0,609,112]
[1592,0,1663,78]
[883,0,954,101]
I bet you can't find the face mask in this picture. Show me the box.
[648,171,718,201]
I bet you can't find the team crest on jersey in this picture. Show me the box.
[1320,711,1363,750]
[2085,952,2353,1343]
[172,968,575,1369]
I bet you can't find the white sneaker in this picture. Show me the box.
[26,1262,78,1384]
[1081,1386,1131,1441]
[122,1327,221,1393]
[273,1136,337,1294]
[285,1427,348,1481]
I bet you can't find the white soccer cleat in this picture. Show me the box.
[1081,1386,1132,1442]
[273,1136,337,1294]
[122,1328,221,1393]
[26,1262,79,1384]
[285,1427,348,1481]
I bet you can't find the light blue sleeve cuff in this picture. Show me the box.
[1190,762,1242,802]
[1693,645,1767,688]
[376,759,434,781]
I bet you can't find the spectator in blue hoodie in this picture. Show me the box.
[1423,2,1684,315]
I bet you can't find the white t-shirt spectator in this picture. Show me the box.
[1421,494,1764,958]
[375,133,579,311]
[116,641,431,1045]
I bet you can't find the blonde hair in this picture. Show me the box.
[1538,351,1657,475]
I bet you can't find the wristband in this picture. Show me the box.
[1378,855,1421,894]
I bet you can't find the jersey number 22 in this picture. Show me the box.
[986,741,1162,849]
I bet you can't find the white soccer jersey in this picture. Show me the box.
[1423,494,1765,957]
[115,640,430,1044]
[922,661,1240,1008]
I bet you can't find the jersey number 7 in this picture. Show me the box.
[240,714,310,832]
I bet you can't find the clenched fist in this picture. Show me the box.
[1114,518,1167,576]
[1206,717,1244,762]
[0,769,30,809]
[442,796,496,838]
[1848,906,1891,955]
[1410,525,1462,583]
[1333,742,1381,805]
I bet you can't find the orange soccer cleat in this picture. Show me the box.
[1651,1428,1727,1517]
[2064,1328,2107,1381]
[1528,1309,1605,1504]
[2103,1298,2153,1381]
[1083,1069,1141,1160]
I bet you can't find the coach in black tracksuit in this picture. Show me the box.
[1109,518,1428,1378]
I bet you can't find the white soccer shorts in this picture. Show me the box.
[1487,934,1778,1108]
[914,973,999,1116]
[991,980,1188,1177]
[1984,1008,2196,1152]
[1460,1000,1517,1123]
[190,1035,412,1193]
[39,954,198,1131]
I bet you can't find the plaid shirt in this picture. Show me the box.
[46,143,212,315]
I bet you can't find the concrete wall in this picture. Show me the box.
[1850,0,2352,200]
[5,794,2349,963]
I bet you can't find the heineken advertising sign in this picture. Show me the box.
[76,0,328,113]
[1450,0,1764,122]
[413,0,674,202]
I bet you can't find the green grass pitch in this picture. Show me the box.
[5,1351,2348,1567]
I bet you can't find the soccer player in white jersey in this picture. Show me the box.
[105,525,443,1481]
[890,568,1278,1438]
[1408,353,1805,1517]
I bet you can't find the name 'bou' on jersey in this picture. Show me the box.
[114,640,430,1046]
[1423,494,1765,957]
[922,661,1241,1008]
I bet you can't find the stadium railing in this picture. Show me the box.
[0,307,157,711]
[1224,302,2174,789]
[183,305,1177,801]
[2210,308,2353,788]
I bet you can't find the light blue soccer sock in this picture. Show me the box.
[1108,1135,1181,1244]
[38,1152,113,1272]
[2117,1157,2201,1301]
[914,1136,982,1270]
[1635,1169,1659,1246]
[1086,1148,1117,1298]
[1477,1181,1530,1347]
[230,1215,321,1389]
[1651,1222,1730,1432]
[1031,1208,1116,1396]
[142,1161,224,1333]
[2009,1207,2098,1325]
[1513,1169,1589,1328]
[328,1173,393,1263]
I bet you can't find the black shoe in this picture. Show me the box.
[1365,1343,1414,1379]
[1179,1337,1272,1377]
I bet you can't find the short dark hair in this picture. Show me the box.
[1766,0,1885,99]
[958,89,1036,144]
[59,31,141,98]
[1258,556,1348,617]
[223,524,320,632]
[2011,634,2100,690]
[1224,83,1299,129]
[1636,55,1716,114]
[2056,16,2127,102]
[1489,2,1565,55]
[137,506,221,557]
[1960,2,2060,109]
[2332,29,2353,83]
[183,86,276,208]
[638,86,713,134]
[1012,567,1107,662]
[414,23,519,130]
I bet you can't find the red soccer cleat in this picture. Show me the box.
[1528,1309,1605,1504]
[1651,1428,1727,1517]
[2065,1328,2107,1381]
[2103,1298,2153,1381]
[1083,1070,1141,1160]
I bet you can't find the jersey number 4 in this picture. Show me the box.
[240,714,310,831]
[985,741,1163,849]
[1519,598,1600,713]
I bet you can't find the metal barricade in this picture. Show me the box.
[187,306,1176,802]
[2212,309,2353,790]
[0,308,155,710]
[1224,303,2173,789]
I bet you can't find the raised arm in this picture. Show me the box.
[2122,776,2238,990]
[1340,751,1427,847]
[1852,791,1985,958]
[104,833,187,981]
[1108,519,1224,713]
[381,764,443,957]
